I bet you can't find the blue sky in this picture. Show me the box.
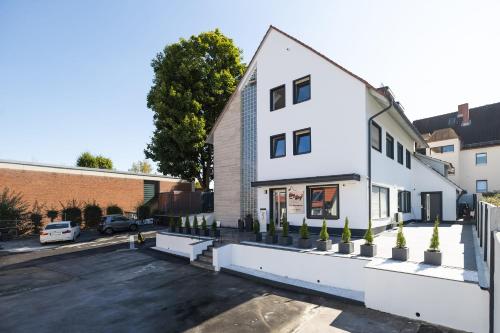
[1,0,499,172]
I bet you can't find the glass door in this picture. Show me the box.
[271,188,287,230]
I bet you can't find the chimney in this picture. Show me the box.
[457,103,470,126]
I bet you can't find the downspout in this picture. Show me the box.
[368,96,393,221]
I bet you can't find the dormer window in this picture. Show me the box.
[293,75,311,104]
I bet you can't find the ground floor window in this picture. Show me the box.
[306,185,339,219]
[398,190,411,213]
[371,185,389,219]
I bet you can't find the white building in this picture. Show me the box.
[208,26,461,234]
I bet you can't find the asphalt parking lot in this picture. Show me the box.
[0,243,461,333]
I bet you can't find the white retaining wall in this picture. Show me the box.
[154,232,213,261]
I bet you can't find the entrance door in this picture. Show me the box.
[270,188,287,229]
[421,192,442,223]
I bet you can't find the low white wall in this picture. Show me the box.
[155,232,213,261]
[365,264,489,333]
[495,232,500,333]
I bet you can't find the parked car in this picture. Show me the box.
[40,221,80,244]
[98,215,138,235]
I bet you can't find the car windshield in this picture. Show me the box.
[45,223,69,230]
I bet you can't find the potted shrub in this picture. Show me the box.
[168,216,176,232]
[298,218,312,249]
[338,217,354,254]
[278,217,293,245]
[184,215,191,234]
[176,216,182,233]
[316,219,332,251]
[360,220,377,257]
[392,221,409,261]
[193,215,200,235]
[210,220,220,238]
[238,218,244,231]
[253,219,262,242]
[265,220,278,244]
[201,216,209,236]
[424,217,442,265]
[245,214,253,232]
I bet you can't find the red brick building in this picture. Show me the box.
[0,160,192,217]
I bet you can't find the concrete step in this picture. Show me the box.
[190,260,215,271]
[202,249,213,257]
[198,255,213,264]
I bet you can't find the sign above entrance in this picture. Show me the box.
[287,186,304,214]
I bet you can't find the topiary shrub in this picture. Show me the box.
[60,199,82,225]
[319,219,329,241]
[83,201,103,228]
[429,216,440,251]
[193,215,199,229]
[168,216,175,229]
[184,216,191,229]
[300,218,309,239]
[137,204,151,220]
[106,204,123,215]
[201,216,207,230]
[253,219,260,234]
[396,221,406,248]
[282,217,289,237]
[364,220,374,245]
[341,217,351,243]
[211,220,217,231]
[269,220,276,237]
[177,216,183,228]
[47,208,59,222]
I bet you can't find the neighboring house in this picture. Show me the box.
[413,102,500,195]
[0,159,191,218]
[207,26,461,234]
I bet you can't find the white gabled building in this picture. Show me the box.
[207,26,461,235]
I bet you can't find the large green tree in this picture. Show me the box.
[145,29,245,190]
[76,152,113,169]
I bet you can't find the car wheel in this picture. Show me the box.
[104,228,114,235]
[129,224,138,231]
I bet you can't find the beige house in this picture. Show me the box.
[413,102,500,195]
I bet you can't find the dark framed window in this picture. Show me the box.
[441,145,454,153]
[306,185,339,219]
[406,150,411,169]
[293,75,311,104]
[270,85,285,111]
[386,133,394,159]
[398,190,411,213]
[397,142,404,164]
[371,122,382,152]
[371,185,389,219]
[270,134,286,158]
[293,128,311,155]
[476,180,488,193]
[476,152,487,165]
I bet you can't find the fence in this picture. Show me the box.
[157,191,214,215]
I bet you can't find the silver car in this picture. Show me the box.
[98,215,138,235]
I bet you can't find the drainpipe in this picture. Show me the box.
[368,95,393,221]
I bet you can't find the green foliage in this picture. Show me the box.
[137,204,151,220]
[145,29,246,190]
[168,216,175,229]
[83,201,103,228]
[184,215,191,229]
[482,192,500,207]
[364,220,374,245]
[319,219,329,241]
[177,216,183,228]
[76,152,113,169]
[46,208,59,222]
[201,216,207,230]
[211,220,217,231]
[282,217,289,237]
[193,215,199,229]
[341,217,351,243]
[269,220,276,237]
[299,217,309,239]
[253,219,260,234]
[106,204,123,215]
[60,199,82,225]
[30,200,45,232]
[0,187,28,220]
[429,216,440,251]
[396,221,406,248]
[95,155,113,169]
[129,160,153,174]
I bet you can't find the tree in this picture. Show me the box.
[396,221,406,248]
[341,217,351,243]
[429,216,440,251]
[106,204,123,215]
[47,208,58,222]
[0,187,28,220]
[95,155,113,169]
[319,219,329,241]
[83,202,103,228]
[300,218,309,239]
[76,152,113,169]
[129,160,153,174]
[145,29,246,190]
[364,220,374,245]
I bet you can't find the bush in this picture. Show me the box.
[341,217,351,243]
[364,220,374,245]
[184,216,191,229]
[137,204,151,220]
[201,216,207,230]
[47,208,59,222]
[168,216,174,229]
[253,219,260,234]
[193,215,199,229]
[177,216,183,228]
[30,201,45,233]
[429,216,440,251]
[282,217,289,237]
[319,219,329,241]
[0,187,28,220]
[269,220,276,237]
[60,199,82,225]
[211,220,217,231]
[299,218,309,239]
[106,204,123,215]
[396,221,406,248]
[83,202,103,228]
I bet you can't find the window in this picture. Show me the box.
[406,150,411,169]
[371,122,382,152]
[270,134,286,158]
[306,185,339,219]
[293,128,311,155]
[45,223,69,230]
[440,145,454,153]
[270,85,285,111]
[371,185,389,219]
[397,142,404,164]
[293,75,311,104]
[398,190,411,213]
[416,148,426,155]
[386,133,394,159]
[476,180,488,193]
[476,152,487,165]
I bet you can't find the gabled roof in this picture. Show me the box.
[413,102,500,149]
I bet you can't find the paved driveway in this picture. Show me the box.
[0,244,461,332]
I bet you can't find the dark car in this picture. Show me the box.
[98,215,138,235]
